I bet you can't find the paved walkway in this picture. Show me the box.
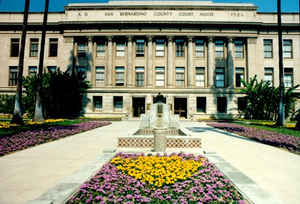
[0,120,299,204]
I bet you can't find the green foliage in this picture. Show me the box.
[0,95,15,114]
[23,69,90,118]
[294,109,300,130]
[240,76,299,121]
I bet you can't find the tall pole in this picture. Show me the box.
[11,0,30,124]
[277,0,285,126]
[33,0,49,121]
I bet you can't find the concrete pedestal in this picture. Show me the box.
[153,128,168,152]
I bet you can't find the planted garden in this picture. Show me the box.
[207,122,300,154]
[68,153,246,204]
[0,120,111,156]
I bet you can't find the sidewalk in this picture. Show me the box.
[183,121,300,204]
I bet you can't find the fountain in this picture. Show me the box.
[118,93,202,151]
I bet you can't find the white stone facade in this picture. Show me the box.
[0,0,299,119]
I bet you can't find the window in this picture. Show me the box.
[49,38,58,57]
[234,40,244,58]
[77,66,86,80]
[216,67,225,88]
[264,67,274,86]
[136,39,145,57]
[197,97,206,112]
[93,96,102,111]
[215,40,224,58]
[10,38,20,57]
[96,66,105,83]
[235,67,244,87]
[135,67,144,87]
[77,40,88,56]
[116,41,125,57]
[114,96,123,110]
[47,66,56,73]
[96,40,106,57]
[237,97,247,112]
[155,67,165,86]
[176,39,184,57]
[264,39,273,58]
[156,39,165,57]
[284,68,293,88]
[9,66,18,86]
[195,67,205,87]
[30,38,39,57]
[28,66,37,76]
[217,97,227,113]
[195,39,204,57]
[115,66,125,86]
[176,67,185,86]
[283,40,293,58]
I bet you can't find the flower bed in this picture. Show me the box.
[0,121,111,156]
[68,153,246,204]
[207,122,300,153]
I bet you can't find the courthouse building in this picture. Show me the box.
[0,0,299,119]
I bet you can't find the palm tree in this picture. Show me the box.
[11,0,30,125]
[33,0,49,121]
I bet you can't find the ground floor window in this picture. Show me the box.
[93,96,102,111]
[196,97,206,113]
[237,97,247,112]
[47,66,57,73]
[9,66,18,86]
[284,68,293,88]
[217,97,227,113]
[114,96,123,111]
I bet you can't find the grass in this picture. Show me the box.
[234,120,300,138]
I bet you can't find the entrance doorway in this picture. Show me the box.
[132,97,145,117]
[174,98,187,119]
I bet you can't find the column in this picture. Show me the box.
[247,38,258,83]
[187,37,194,87]
[107,36,113,86]
[92,40,97,87]
[227,37,234,88]
[147,36,153,88]
[167,36,173,88]
[87,36,93,85]
[207,37,214,87]
[127,36,133,87]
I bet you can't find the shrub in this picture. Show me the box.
[0,95,15,114]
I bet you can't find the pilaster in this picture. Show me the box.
[187,37,194,87]
[207,37,214,87]
[147,36,153,88]
[227,37,234,88]
[107,36,113,86]
[127,36,133,87]
[167,36,173,88]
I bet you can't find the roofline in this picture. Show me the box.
[0,11,64,14]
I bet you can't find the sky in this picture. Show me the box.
[0,0,299,12]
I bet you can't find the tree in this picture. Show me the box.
[11,0,30,125]
[33,0,49,121]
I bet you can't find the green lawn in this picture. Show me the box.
[234,120,300,138]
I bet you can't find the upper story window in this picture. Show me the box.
[235,67,244,87]
[96,40,106,57]
[215,40,224,58]
[195,67,205,87]
[136,39,145,57]
[234,40,244,58]
[28,66,37,76]
[175,39,185,57]
[49,38,58,57]
[115,66,125,86]
[10,38,20,57]
[30,38,39,57]
[283,40,293,58]
[215,67,225,88]
[156,39,165,57]
[264,67,274,86]
[9,66,18,86]
[175,67,185,87]
[155,67,165,87]
[77,40,88,56]
[284,68,293,88]
[96,66,105,83]
[264,39,273,58]
[195,39,204,57]
[116,41,125,57]
[135,67,144,87]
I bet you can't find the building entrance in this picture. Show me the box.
[174,98,187,119]
[132,97,145,117]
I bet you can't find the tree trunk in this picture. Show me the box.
[33,0,49,122]
[11,0,30,125]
